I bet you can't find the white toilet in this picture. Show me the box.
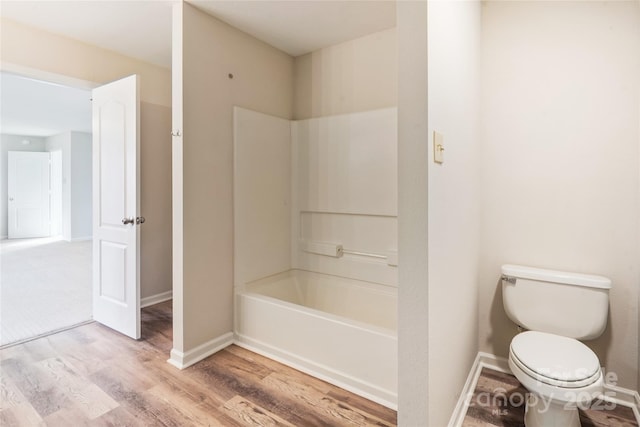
[501,264,611,427]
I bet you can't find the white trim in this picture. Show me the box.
[448,352,483,427]
[448,352,506,427]
[170,0,185,368]
[1,62,98,90]
[140,291,172,308]
[476,352,511,374]
[71,236,93,242]
[235,333,397,410]
[601,383,640,422]
[448,352,640,427]
[167,332,233,370]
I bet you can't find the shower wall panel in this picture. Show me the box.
[292,107,398,286]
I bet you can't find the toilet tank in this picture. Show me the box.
[501,264,611,340]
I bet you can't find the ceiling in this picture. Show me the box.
[0,1,396,68]
[1,72,92,137]
[0,1,395,137]
[189,1,396,57]
[0,1,174,68]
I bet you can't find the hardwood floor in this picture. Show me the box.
[463,368,639,427]
[0,301,397,426]
[3,302,636,427]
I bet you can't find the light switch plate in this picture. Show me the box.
[433,131,444,164]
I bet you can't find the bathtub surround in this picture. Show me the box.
[292,108,398,286]
[233,106,398,406]
[233,106,398,286]
[233,108,292,287]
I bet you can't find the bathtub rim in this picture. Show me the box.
[240,268,397,295]
[235,268,398,336]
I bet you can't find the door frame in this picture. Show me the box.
[49,150,63,237]
[0,65,141,334]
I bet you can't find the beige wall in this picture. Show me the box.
[427,1,481,425]
[397,2,430,424]
[398,2,482,424]
[140,103,172,299]
[176,3,293,351]
[1,18,171,107]
[1,17,173,301]
[479,1,640,391]
[293,27,396,120]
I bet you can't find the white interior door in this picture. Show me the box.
[92,75,141,339]
[8,151,51,239]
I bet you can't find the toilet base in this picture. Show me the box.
[524,393,581,427]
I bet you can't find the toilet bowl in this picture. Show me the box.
[501,264,611,427]
[508,331,603,427]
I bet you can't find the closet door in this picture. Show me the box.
[8,151,51,239]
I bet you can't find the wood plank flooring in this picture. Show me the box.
[463,368,639,427]
[0,301,397,426]
[3,301,637,427]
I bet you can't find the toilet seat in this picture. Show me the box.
[509,331,601,388]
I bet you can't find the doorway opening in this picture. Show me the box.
[0,71,93,347]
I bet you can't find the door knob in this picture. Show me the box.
[9,197,14,202]
[136,216,146,225]
[122,217,135,225]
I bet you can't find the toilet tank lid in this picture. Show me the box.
[501,264,612,289]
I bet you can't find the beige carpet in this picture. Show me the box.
[0,237,92,347]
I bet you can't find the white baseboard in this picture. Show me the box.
[167,332,234,370]
[141,291,172,308]
[448,352,640,427]
[602,383,640,422]
[235,333,397,410]
[449,352,503,427]
[476,352,511,373]
[71,236,92,242]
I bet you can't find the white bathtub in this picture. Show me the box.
[234,269,398,408]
